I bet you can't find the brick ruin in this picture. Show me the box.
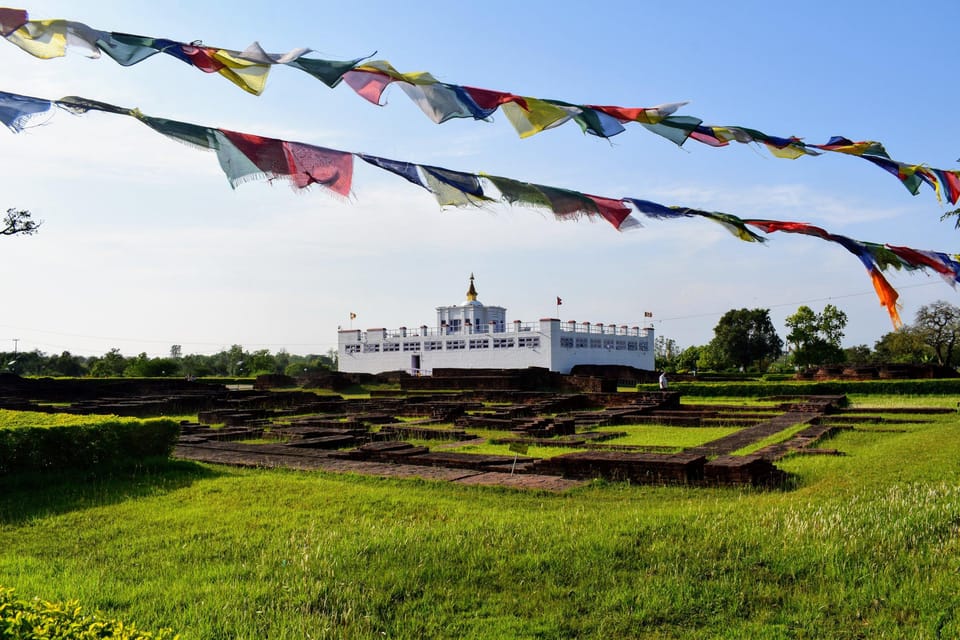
[1,373,946,490]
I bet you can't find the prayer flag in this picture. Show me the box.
[0,8,27,36]
[95,32,163,66]
[0,86,956,330]
[421,166,490,207]
[501,98,576,138]
[358,154,427,189]
[285,54,369,88]
[0,90,52,132]
[399,82,475,123]
[6,19,68,58]
[583,194,634,230]
[483,175,552,210]
[218,129,291,184]
[341,69,395,104]
[211,49,271,95]
[282,142,353,195]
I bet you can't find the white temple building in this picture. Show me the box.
[338,275,654,375]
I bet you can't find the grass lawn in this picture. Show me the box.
[1,396,959,638]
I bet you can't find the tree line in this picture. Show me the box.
[655,300,960,373]
[5,300,959,378]
[1,345,338,378]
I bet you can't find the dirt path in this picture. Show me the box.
[685,411,822,457]
[174,441,586,492]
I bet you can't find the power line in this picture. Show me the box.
[642,280,946,325]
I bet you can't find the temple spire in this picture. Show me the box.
[466,273,478,302]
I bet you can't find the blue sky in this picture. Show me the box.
[1,0,958,357]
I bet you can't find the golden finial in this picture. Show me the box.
[466,273,478,301]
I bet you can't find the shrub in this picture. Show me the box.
[0,586,179,639]
[0,419,180,476]
[637,379,960,396]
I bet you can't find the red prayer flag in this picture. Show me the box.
[179,45,225,73]
[220,129,290,176]
[689,130,729,147]
[940,170,960,205]
[588,105,661,123]
[556,296,562,306]
[0,8,28,36]
[282,142,353,195]
[885,245,954,276]
[585,194,633,230]
[342,69,395,104]
[462,86,528,111]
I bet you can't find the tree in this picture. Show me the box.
[322,348,339,371]
[941,207,960,229]
[785,304,847,367]
[914,300,960,367]
[275,349,291,374]
[696,342,726,372]
[170,344,182,359]
[676,345,702,372]
[2,349,46,375]
[89,348,128,377]
[873,327,933,364]
[180,354,213,378]
[227,344,247,375]
[844,344,872,365]
[249,349,278,375]
[124,353,181,377]
[2,208,41,236]
[654,336,678,370]
[708,308,783,371]
[45,351,86,377]
[818,304,848,346]
[785,305,818,354]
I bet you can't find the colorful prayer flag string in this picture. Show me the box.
[0,88,952,329]
[4,8,960,207]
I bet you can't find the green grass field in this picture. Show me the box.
[1,396,959,638]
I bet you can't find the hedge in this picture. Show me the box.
[0,586,178,639]
[0,419,180,476]
[639,378,960,397]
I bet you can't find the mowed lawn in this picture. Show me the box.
[1,398,959,639]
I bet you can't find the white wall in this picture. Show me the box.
[337,319,654,374]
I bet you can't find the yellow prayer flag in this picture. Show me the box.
[212,49,271,95]
[355,61,438,87]
[501,98,574,139]
[6,19,68,59]
[764,142,808,160]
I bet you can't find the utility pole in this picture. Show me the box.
[12,338,18,355]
